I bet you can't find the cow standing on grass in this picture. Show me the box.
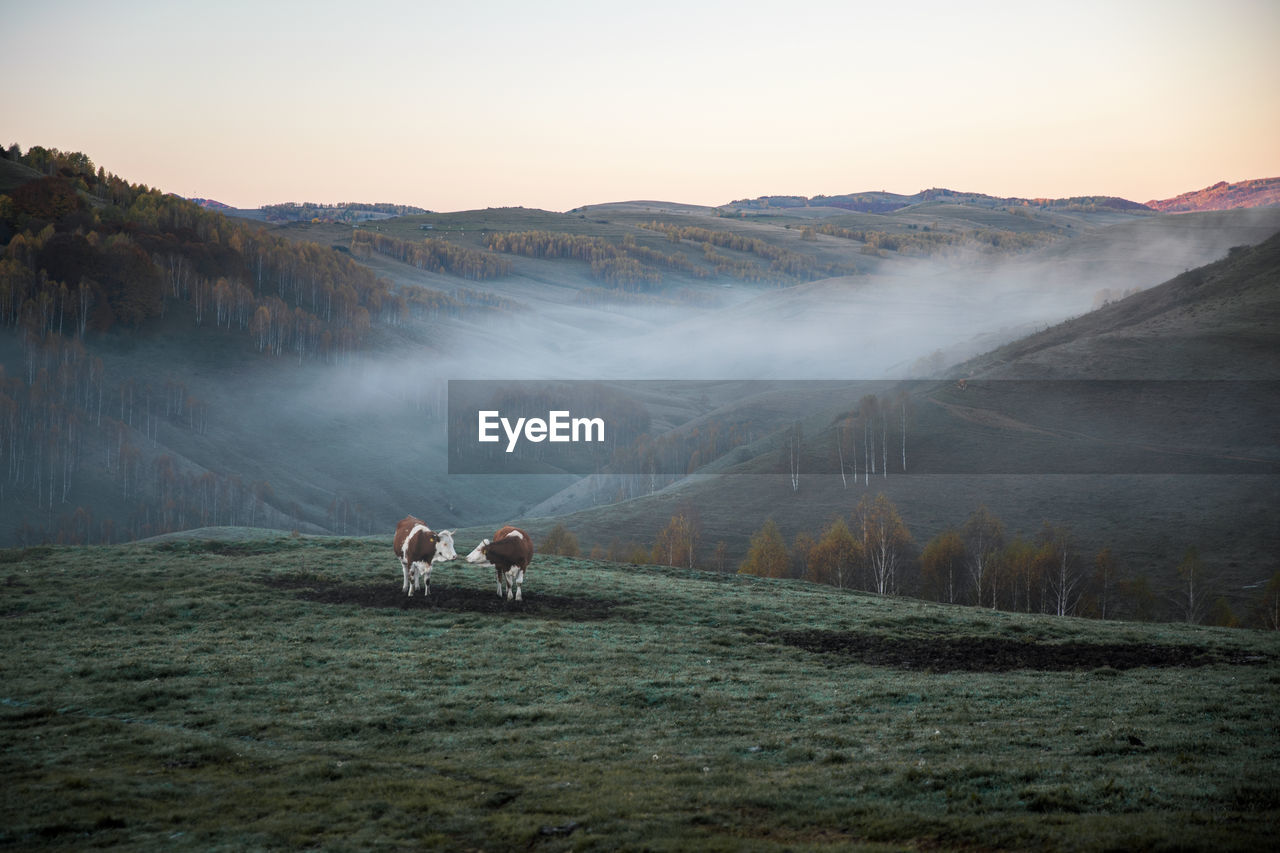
[393,517,457,596]
[466,525,534,601]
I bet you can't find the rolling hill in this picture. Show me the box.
[1146,177,1280,213]
[2,143,1278,628]
[725,187,1153,215]
[527,231,1280,622]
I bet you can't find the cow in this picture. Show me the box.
[393,516,457,597]
[465,525,534,601]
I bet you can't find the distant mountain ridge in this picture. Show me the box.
[1144,177,1280,213]
[187,199,431,223]
[190,197,233,210]
[725,187,1153,214]
[728,179,1280,216]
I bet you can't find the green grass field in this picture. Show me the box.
[2,535,1277,850]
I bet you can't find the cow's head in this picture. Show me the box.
[433,530,458,562]
[465,539,493,566]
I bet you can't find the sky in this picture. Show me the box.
[3,0,1277,212]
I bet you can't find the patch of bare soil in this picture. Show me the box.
[263,574,621,621]
[773,630,1268,672]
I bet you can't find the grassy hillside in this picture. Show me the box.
[962,229,1280,379]
[530,230,1280,619]
[1147,178,1280,213]
[2,535,1277,850]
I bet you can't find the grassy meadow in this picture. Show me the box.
[2,534,1278,850]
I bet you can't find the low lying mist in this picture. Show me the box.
[319,209,1280,396]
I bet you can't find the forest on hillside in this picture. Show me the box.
[0,145,483,544]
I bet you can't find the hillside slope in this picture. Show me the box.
[1147,177,1280,213]
[2,537,1277,849]
[535,228,1280,620]
[962,229,1280,379]
[2,143,1277,573]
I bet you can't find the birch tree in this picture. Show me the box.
[898,391,910,473]
[963,505,1004,607]
[788,421,802,492]
[856,493,911,595]
[858,394,879,485]
[1175,546,1209,624]
[1038,522,1082,617]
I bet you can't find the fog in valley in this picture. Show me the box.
[344,207,1280,387]
[5,202,1279,547]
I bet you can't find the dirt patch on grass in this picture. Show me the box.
[263,574,621,621]
[773,630,1267,672]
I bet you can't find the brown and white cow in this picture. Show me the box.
[393,516,457,596]
[465,525,534,601]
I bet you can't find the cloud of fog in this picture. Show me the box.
[305,207,1280,401]
[255,207,1280,528]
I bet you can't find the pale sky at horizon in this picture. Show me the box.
[3,0,1277,212]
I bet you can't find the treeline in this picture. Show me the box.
[730,500,1274,628]
[0,143,450,544]
[558,493,1279,630]
[350,229,511,281]
[485,226,856,288]
[813,223,1057,257]
[1,144,406,362]
[638,221,857,281]
[484,230,700,290]
[13,469,289,546]
[260,202,429,223]
[0,333,290,545]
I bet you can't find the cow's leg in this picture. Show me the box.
[513,568,524,601]
[401,557,411,595]
[495,567,505,598]
[416,561,432,596]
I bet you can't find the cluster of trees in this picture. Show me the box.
[738,494,911,595]
[485,226,856,289]
[791,392,913,490]
[546,482,1279,629]
[13,467,287,547]
[0,144,462,544]
[259,202,429,223]
[638,221,856,281]
[540,523,581,557]
[350,230,510,281]
[813,223,1056,257]
[547,504,1280,631]
[483,230,699,291]
[727,498,1270,628]
[0,331,287,544]
[0,146,407,362]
